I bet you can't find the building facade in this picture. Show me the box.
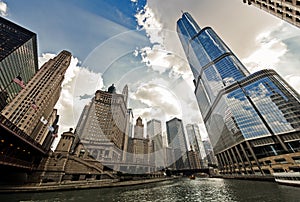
[188,148,201,169]
[147,119,164,169]
[134,117,144,139]
[1,50,71,147]
[203,139,218,166]
[0,16,38,110]
[177,12,300,175]
[166,117,190,170]
[243,0,300,29]
[186,124,207,168]
[33,130,114,184]
[125,117,155,173]
[75,84,128,170]
[164,146,176,170]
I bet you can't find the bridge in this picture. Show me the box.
[0,114,48,172]
[166,168,212,177]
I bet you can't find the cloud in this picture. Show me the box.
[0,1,7,16]
[135,3,191,76]
[135,5,163,44]
[285,75,300,93]
[131,82,182,120]
[242,24,288,73]
[38,53,56,67]
[241,23,300,94]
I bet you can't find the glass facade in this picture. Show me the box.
[204,70,300,153]
[166,118,190,169]
[177,13,250,119]
[177,12,300,174]
[0,16,38,110]
[186,124,207,167]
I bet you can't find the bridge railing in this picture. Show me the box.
[0,154,33,169]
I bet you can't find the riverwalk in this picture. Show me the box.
[0,176,179,193]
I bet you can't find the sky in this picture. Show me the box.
[2,0,300,145]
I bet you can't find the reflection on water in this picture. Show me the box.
[1,178,300,202]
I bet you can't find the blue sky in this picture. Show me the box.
[2,0,300,144]
[6,0,147,60]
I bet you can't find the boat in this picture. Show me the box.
[273,172,300,186]
[189,175,195,180]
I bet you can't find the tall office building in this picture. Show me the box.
[147,119,164,168]
[177,12,300,174]
[122,108,134,162]
[203,139,218,166]
[147,119,162,138]
[130,118,151,164]
[1,50,71,147]
[166,117,190,170]
[75,84,129,170]
[164,146,176,170]
[134,117,144,139]
[188,148,201,169]
[0,16,38,110]
[186,124,207,168]
[243,0,300,29]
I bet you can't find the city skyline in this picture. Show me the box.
[1,0,300,143]
[1,1,300,197]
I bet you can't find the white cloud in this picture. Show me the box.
[38,53,56,67]
[135,5,163,44]
[134,3,193,88]
[241,23,300,94]
[0,1,7,16]
[285,75,300,93]
[242,24,288,73]
[131,82,182,120]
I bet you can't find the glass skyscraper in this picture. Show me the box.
[166,117,190,170]
[186,124,207,168]
[177,12,300,175]
[0,16,38,110]
[147,119,164,169]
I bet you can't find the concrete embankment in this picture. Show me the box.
[0,177,179,193]
[212,174,275,182]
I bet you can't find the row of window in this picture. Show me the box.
[275,176,300,180]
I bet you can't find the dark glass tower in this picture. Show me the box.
[166,117,190,170]
[0,16,38,110]
[177,12,300,175]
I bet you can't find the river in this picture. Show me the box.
[1,178,300,202]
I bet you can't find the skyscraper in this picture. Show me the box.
[75,84,129,170]
[0,16,38,110]
[202,139,218,166]
[186,124,207,168]
[166,117,190,170]
[147,119,164,169]
[1,50,71,147]
[243,0,300,29]
[177,12,300,175]
[131,118,152,164]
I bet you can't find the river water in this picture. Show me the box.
[1,178,300,202]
